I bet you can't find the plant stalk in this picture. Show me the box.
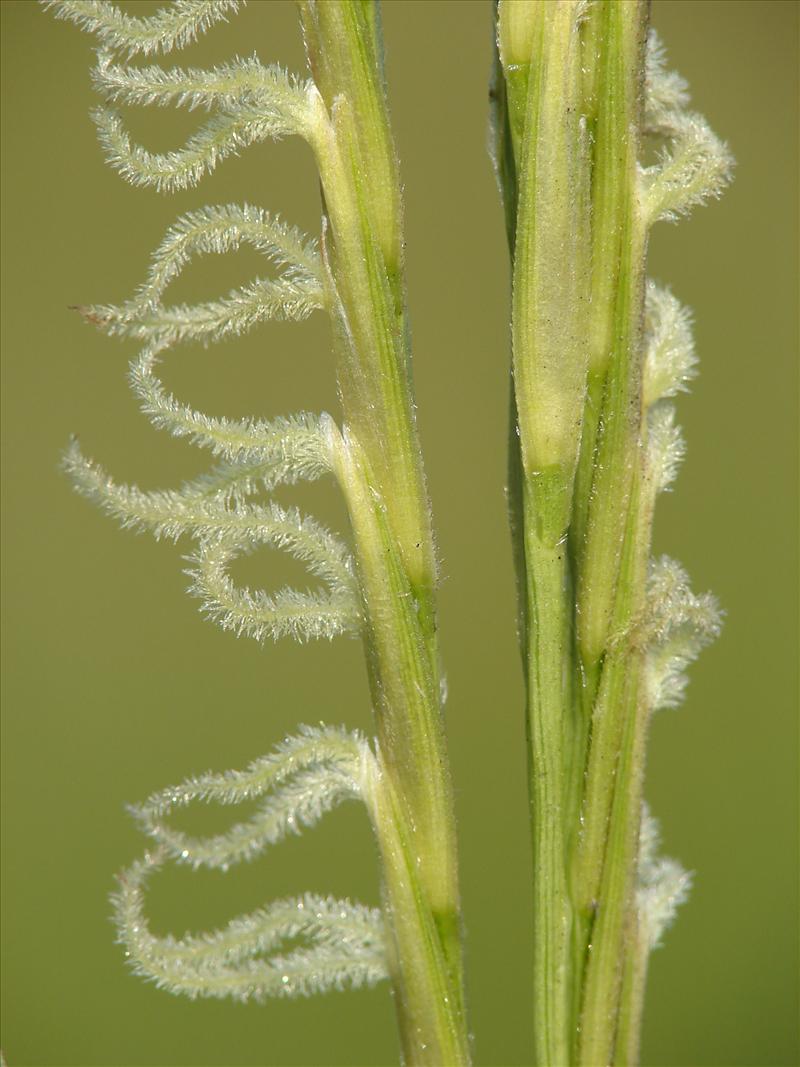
[299,4,469,1063]
[495,1,653,1062]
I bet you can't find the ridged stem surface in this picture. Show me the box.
[299,4,469,1063]
[496,3,653,1063]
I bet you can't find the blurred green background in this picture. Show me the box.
[1,2,797,1065]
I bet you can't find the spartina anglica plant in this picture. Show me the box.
[491,2,731,1064]
[47,0,731,1063]
[49,1,468,1063]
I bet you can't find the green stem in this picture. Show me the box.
[573,474,646,920]
[497,3,652,1063]
[614,920,650,1066]
[523,487,575,1067]
[495,0,726,1060]
[578,663,646,1067]
[575,1,649,669]
[569,9,651,1062]
[498,3,591,1061]
[575,443,662,1065]
[334,434,468,1066]
[299,4,468,1062]
[575,466,651,1066]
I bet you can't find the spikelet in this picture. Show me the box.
[645,404,686,496]
[640,30,733,226]
[131,343,334,463]
[637,36,726,728]
[125,204,321,305]
[65,441,360,641]
[93,52,296,112]
[133,725,370,868]
[643,282,697,408]
[63,201,355,642]
[47,3,321,193]
[75,211,322,373]
[92,89,313,194]
[55,10,355,640]
[644,557,722,712]
[51,0,389,1016]
[643,31,689,132]
[636,805,692,951]
[82,203,324,344]
[46,1,242,57]
[113,728,389,1001]
[186,511,359,642]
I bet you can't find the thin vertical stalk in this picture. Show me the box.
[495,2,653,1063]
[522,518,575,1066]
[298,4,469,1063]
[497,3,592,1062]
[571,10,651,1064]
[574,4,649,671]
[574,468,651,1067]
[614,918,650,1067]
